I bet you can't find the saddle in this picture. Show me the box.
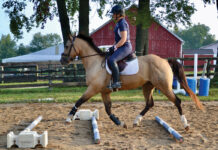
[106,53,139,75]
[116,53,137,72]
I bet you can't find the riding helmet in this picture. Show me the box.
[110,4,125,15]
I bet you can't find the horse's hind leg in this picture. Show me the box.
[174,94,190,130]
[133,82,154,127]
[161,89,189,130]
[101,92,127,128]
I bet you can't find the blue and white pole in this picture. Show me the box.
[155,116,184,142]
[92,116,100,144]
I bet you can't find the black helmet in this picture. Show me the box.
[110,5,125,15]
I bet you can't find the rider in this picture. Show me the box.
[108,4,133,89]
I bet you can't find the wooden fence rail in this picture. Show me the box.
[0,57,217,88]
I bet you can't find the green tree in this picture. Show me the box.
[203,0,218,10]
[3,0,217,56]
[2,0,78,44]
[136,0,218,55]
[0,34,16,62]
[174,23,216,49]
[2,0,132,43]
[16,44,30,56]
[29,32,62,52]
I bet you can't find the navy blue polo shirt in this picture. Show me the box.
[114,18,130,44]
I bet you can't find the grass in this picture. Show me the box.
[1,80,62,86]
[0,86,217,104]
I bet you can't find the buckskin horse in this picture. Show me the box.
[60,34,204,130]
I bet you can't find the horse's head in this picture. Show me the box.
[60,34,78,65]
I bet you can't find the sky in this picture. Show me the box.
[0,1,218,46]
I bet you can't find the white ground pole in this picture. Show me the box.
[7,116,48,148]
[155,116,184,142]
[72,109,100,144]
[92,115,100,144]
[23,116,42,131]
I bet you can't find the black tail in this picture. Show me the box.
[168,59,204,110]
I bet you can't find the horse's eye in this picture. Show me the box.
[65,46,68,49]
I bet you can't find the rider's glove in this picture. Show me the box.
[108,45,117,55]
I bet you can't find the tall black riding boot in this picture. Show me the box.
[110,62,121,89]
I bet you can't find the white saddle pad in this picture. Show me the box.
[106,58,139,75]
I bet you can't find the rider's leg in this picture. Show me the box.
[108,45,132,89]
[108,58,121,88]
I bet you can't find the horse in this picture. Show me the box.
[60,34,204,130]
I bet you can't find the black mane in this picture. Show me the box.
[77,34,106,56]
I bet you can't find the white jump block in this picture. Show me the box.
[7,116,48,148]
[7,131,48,148]
[73,109,99,120]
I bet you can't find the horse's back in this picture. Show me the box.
[138,54,173,87]
[139,54,170,69]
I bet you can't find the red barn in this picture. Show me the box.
[90,13,183,58]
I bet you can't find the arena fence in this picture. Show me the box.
[0,57,217,88]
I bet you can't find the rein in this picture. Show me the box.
[62,36,100,59]
[80,53,100,59]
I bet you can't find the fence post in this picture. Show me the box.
[48,63,52,90]
[0,66,4,84]
[206,59,211,78]
[36,65,39,82]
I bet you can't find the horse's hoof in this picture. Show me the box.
[123,124,127,129]
[133,115,142,127]
[121,122,127,129]
[66,115,73,123]
[185,126,189,131]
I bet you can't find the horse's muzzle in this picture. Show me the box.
[60,55,70,65]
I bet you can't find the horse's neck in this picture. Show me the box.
[78,41,104,71]
[82,54,104,71]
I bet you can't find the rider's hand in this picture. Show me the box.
[109,45,117,54]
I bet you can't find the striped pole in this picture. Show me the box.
[23,116,43,131]
[92,116,100,144]
[155,116,184,142]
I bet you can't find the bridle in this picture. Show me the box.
[61,36,77,59]
[61,36,100,60]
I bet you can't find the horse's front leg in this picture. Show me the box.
[66,85,98,123]
[101,92,127,128]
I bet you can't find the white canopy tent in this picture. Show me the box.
[2,44,64,63]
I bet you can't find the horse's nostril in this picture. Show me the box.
[60,57,69,65]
